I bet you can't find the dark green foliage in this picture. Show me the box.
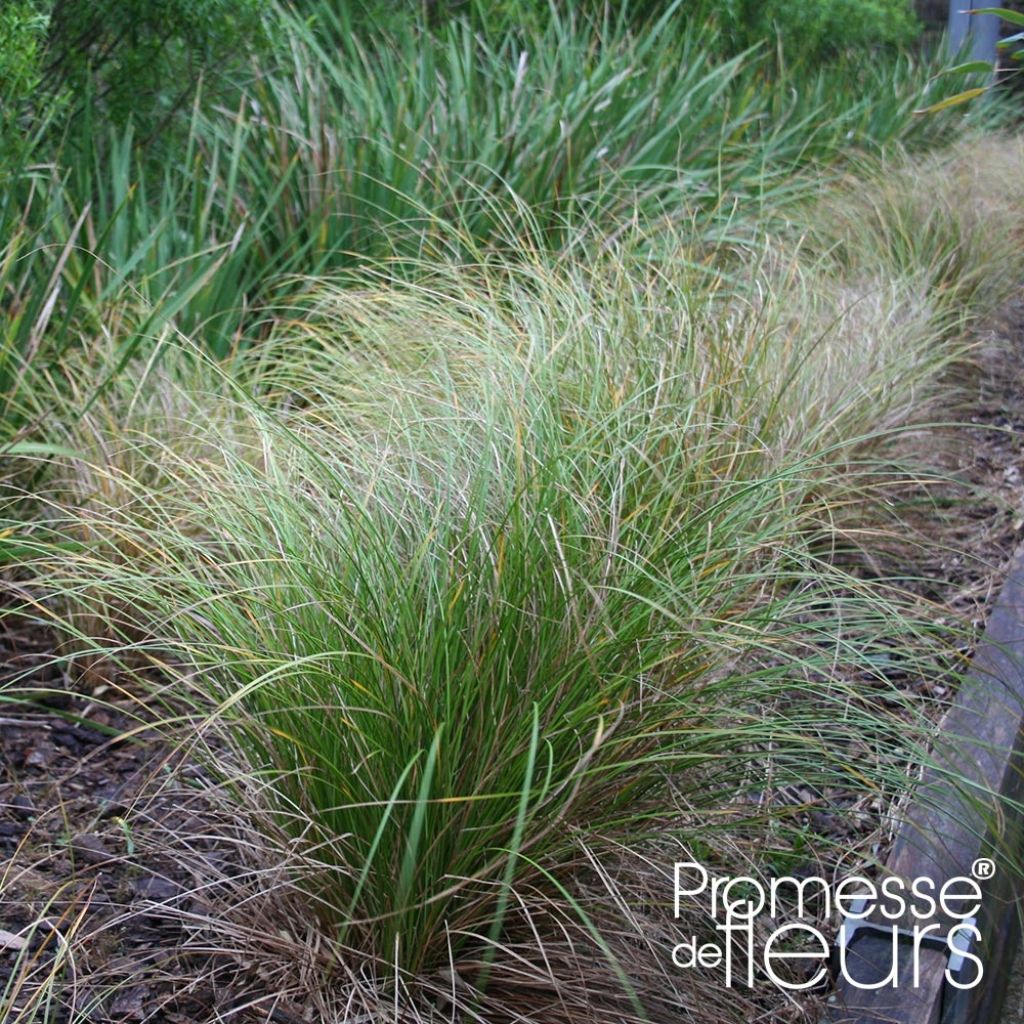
[0,1,54,173]
[0,0,981,374]
[723,0,921,59]
[341,0,676,37]
[0,1,47,102]
[33,0,271,127]
[336,0,920,58]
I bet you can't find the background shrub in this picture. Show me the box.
[19,0,272,130]
[685,0,920,61]
[342,0,920,59]
[0,0,53,174]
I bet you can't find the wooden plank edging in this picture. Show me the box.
[827,548,1024,1024]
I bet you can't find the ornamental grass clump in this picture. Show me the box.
[805,135,1024,313]
[24,234,974,1018]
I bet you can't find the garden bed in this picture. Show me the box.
[4,294,1024,1024]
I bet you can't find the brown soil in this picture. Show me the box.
[923,295,1024,618]
[0,630,309,1022]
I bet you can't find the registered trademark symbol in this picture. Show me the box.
[972,858,996,881]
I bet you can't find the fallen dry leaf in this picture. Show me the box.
[0,928,28,952]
